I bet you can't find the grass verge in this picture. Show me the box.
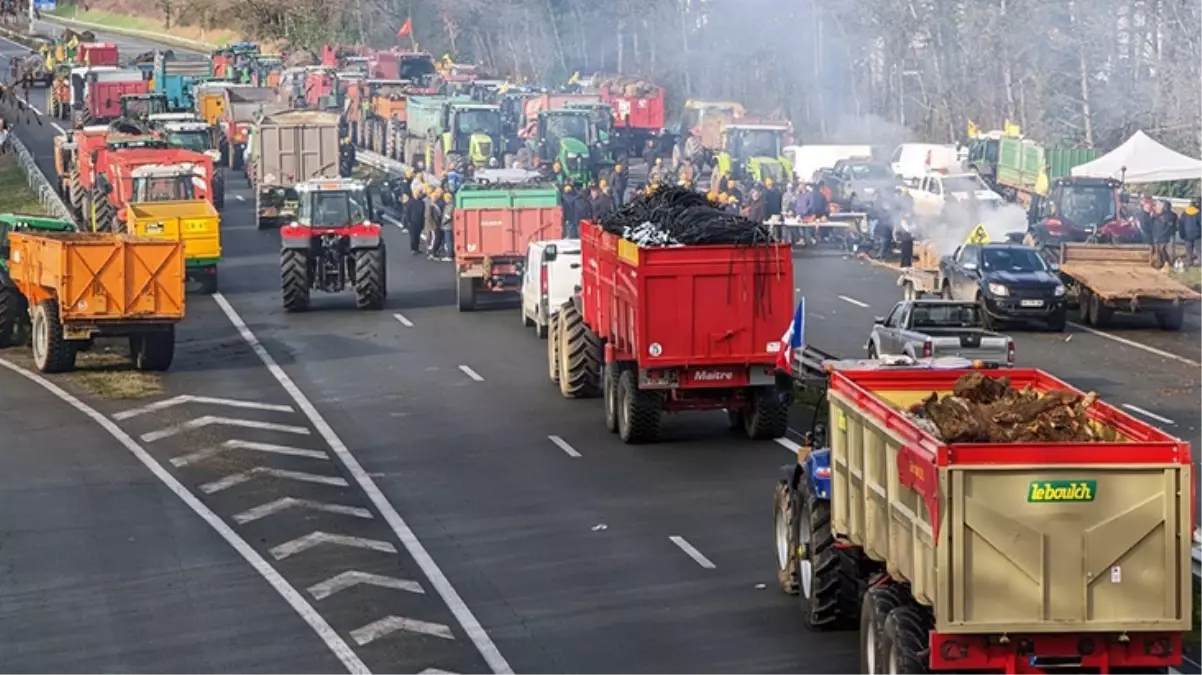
[47,6,238,48]
[1171,265,1201,291]
[67,344,163,399]
[0,152,49,216]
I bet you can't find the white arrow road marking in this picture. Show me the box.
[307,571,424,601]
[234,497,373,524]
[115,395,295,420]
[171,439,329,467]
[200,468,349,494]
[271,531,397,560]
[351,616,455,646]
[142,416,311,443]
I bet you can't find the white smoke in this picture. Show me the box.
[919,202,1029,257]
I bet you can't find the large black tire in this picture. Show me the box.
[798,487,860,630]
[0,285,17,348]
[30,299,75,373]
[198,267,219,295]
[1090,292,1114,328]
[881,606,931,674]
[212,171,226,210]
[1156,306,1184,331]
[860,583,911,674]
[457,276,476,312]
[131,326,174,372]
[68,170,82,215]
[744,386,789,440]
[773,480,799,595]
[230,144,244,171]
[353,247,385,310]
[547,311,561,385]
[603,365,620,433]
[616,369,661,444]
[1046,307,1067,332]
[556,301,601,398]
[92,187,115,232]
[281,249,310,312]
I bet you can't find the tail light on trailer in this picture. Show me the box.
[1007,341,1015,364]
[540,263,548,297]
[922,340,932,358]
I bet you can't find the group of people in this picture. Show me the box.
[1132,194,1201,268]
[390,167,457,261]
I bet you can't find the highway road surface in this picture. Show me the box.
[1,20,1198,674]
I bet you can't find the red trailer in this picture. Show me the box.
[548,220,794,443]
[453,183,562,311]
[78,43,119,67]
[589,75,666,153]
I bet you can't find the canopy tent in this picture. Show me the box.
[1071,130,1202,183]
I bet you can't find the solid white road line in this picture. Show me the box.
[838,295,870,308]
[233,497,373,524]
[775,437,802,453]
[547,435,581,458]
[199,467,349,494]
[236,194,245,201]
[115,394,294,420]
[141,415,311,442]
[458,364,485,382]
[1068,321,1201,367]
[351,616,454,646]
[382,213,406,230]
[669,535,716,569]
[419,670,458,675]
[1121,403,1176,425]
[0,358,369,674]
[171,439,329,467]
[308,571,424,601]
[50,121,65,134]
[270,531,397,561]
[393,313,414,327]
[211,292,513,674]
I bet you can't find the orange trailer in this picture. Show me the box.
[6,232,184,373]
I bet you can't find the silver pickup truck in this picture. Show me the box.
[866,299,1015,366]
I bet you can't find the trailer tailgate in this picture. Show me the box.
[1059,243,1201,301]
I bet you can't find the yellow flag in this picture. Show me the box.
[568,71,581,85]
[1034,164,1049,197]
[1004,119,1021,137]
[966,119,980,138]
[963,224,991,246]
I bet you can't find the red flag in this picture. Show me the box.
[396,18,412,39]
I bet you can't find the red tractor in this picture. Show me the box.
[279,178,387,312]
[1027,176,1142,246]
[88,146,216,233]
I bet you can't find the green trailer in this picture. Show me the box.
[0,214,77,348]
[968,134,1099,203]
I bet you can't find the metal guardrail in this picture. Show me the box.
[356,149,411,177]
[8,133,75,223]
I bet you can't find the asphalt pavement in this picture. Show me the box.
[1,18,1196,674]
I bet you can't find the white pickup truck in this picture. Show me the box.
[909,172,1004,220]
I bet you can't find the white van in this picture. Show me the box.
[890,143,962,185]
[521,239,582,339]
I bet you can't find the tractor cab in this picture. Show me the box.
[716,123,791,184]
[443,103,502,168]
[128,163,200,202]
[211,42,259,81]
[251,55,284,88]
[105,135,169,152]
[1031,176,1136,244]
[535,109,598,183]
[147,111,201,126]
[564,100,618,165]
[294,179,376,229]
[499,89,536,147]
[159,121,218,158]
[120,93,169,122]
[394,53,437,86]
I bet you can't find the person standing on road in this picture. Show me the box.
[763,178,783,219]
[433,191,454,262]
[746,186,766,223]
[1150,199,1178,268]
[1179,198,1200,267]
[401,193,422,254]
[561,182,581,239]
[424,188,443,260]
[610,163,628,208]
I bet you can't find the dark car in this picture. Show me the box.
[940,242,1067,331]
[826,159,900,210]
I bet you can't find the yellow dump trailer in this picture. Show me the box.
[125,200,221,294]
[774,363,1192,674]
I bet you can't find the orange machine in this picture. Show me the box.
[6,231,184,373]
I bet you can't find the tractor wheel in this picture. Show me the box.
[743,386,789,440]
[556,301,601,398]
[385,118,397,159]
[30,299,76,373]
[616,369,661,444]
[0,285,17,348]
[197,267,219,295]
[1156,306,1184,331]
[547,311,561,385]
[797,485,861,630]
[92,188,115,232]
[212,171,226,210]
[603,364,620,433]
[773,479,799,595]
[456,276,476,312]
[860,583,911,674]
[353,246,385,310]
[281,248,311,312]
[130,326,175,372]
[68,170,82,214]
[881,606,932,674]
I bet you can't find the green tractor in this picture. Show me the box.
[532,109,604,184]
[563,100,624,167]
[714,122,793,185]
[432,102,503,173]
[0,214,77,348]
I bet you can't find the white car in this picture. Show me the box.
[910,172,1004,219]
[889,143,963,185]
[520,239,582,339]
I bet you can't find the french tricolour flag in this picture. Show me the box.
[775,298,805,372]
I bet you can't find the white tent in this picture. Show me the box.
[1071,130,1202,183]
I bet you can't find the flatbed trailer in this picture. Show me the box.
[1050,243,1199,330]
[547,219,795,443]
[773,363,1193,674]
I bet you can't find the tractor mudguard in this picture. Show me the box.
[801,447,833,501]
[348,234,381,249]
[279,231,312,249]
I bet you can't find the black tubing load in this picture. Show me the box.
[597,186,775,246]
